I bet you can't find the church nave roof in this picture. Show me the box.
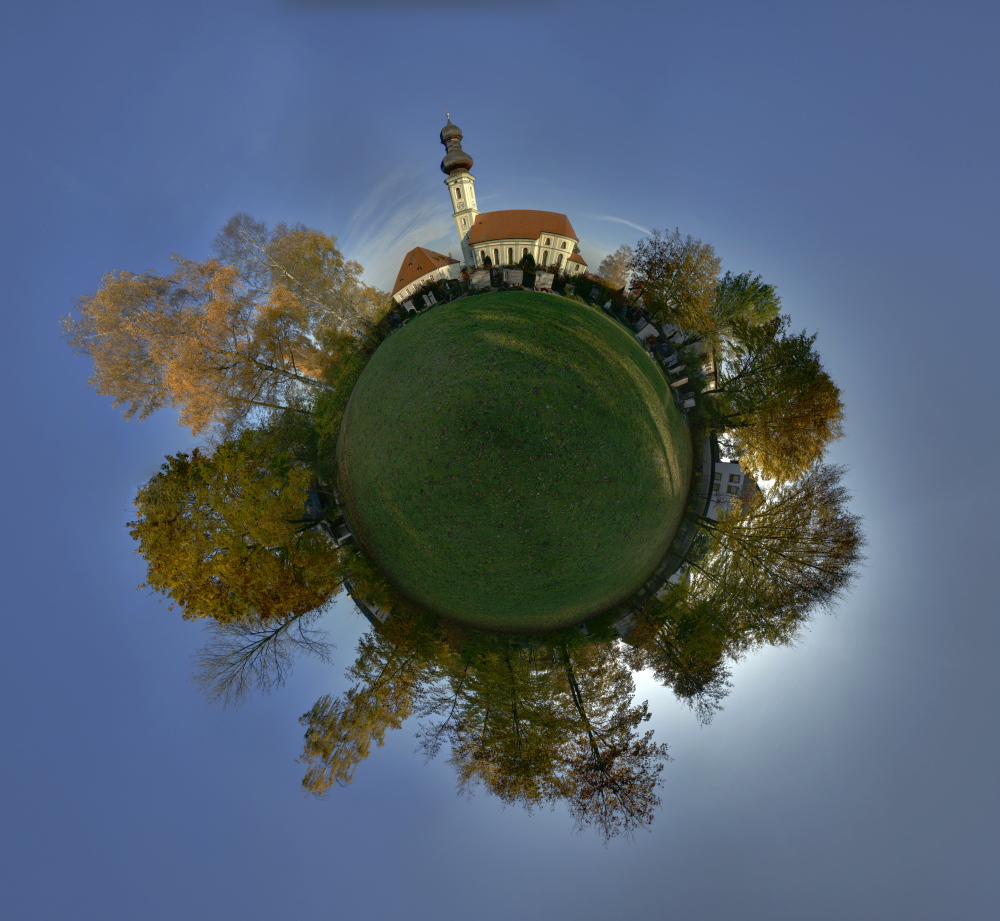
[469,210,578,245]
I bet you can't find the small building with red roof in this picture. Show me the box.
[391,246,462,304]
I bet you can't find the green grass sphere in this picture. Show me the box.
[337,291,692,631]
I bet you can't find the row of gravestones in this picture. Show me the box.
[402,269,560,313]
[469,268,555,290]
[401,290,439,313]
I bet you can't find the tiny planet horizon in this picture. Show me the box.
[336,290,693,632]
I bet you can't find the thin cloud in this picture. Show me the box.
[585,213,652,237]
[344,167,454,290]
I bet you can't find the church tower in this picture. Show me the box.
[440,116,478,266]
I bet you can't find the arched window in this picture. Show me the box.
[560,241,567,249]
[456,186,463,199]
[522,248,529,259]
[556,253,563,268]
[545,237,552,246]
[461,217,467,229]
[493,248,499,265]
[542,250,549,265]
[480,250,488,265]
[507,247,513,264]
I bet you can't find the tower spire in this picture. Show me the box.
[440,116,473,175]
[439,117,478,267]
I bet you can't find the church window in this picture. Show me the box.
[556,253,563,268]
[545,237,552,246]
[493,248,499,265]
[560,241,567,249]
[456,187,463,199]
[522,248,529,259]
[542,250,549,265]
[507,247,513,264]
[480,250,487,265]
[461,217,467,229]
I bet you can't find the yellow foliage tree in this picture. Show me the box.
[129,431,346,624]
[712,315,845,482]
[63,214,386,437]
[629,228,722,334]
[299,612,445,793]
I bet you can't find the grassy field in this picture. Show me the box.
[336,291,692,631]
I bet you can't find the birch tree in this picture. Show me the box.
[63,214,385,437]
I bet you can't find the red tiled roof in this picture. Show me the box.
[568,252,587,265]
[469,210,578,245]
[392,247,459,296]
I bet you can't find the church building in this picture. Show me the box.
[392,118,587,303]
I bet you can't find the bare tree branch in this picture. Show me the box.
[192,609,334,708]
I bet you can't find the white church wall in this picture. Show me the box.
[473,233,577,268]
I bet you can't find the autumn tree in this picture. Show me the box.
[622,588,734,725]
[129,429,346,624]
[299,622,570,804]
[557,643,670,842]
[423,643,571,810]
[212,214,385,352]
[709,315,845,482]
[597,244,633,290]
[299,612,443,793]
[629,229,722,333]
[296,607,673,839]
[687,464,865,645]
[63,214,385,437]
[413,635,670,838]
[712,271,782,344]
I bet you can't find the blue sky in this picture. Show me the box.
[2,1,998,918]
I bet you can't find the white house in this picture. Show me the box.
[708,461,760,519]
[391,246,463,304]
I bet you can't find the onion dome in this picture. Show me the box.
[440,116,462,142]
[440,115,473,174]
